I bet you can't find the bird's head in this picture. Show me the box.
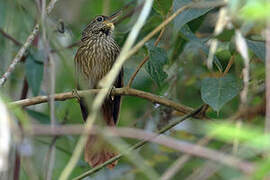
[82,12,120,37]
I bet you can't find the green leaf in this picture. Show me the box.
[246,39,265,62]
[180,25,223,71]
[26,109,50,124]
[201,75,241,111]
[145,43,168,87]
[173,0,214,32]
[25,55,44,96]
[240,1,270,21]
[153,0,173,17]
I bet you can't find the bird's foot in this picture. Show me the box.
[72,89,81,101]
[107,86,115,100]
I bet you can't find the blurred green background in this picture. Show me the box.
[0,0,268,179]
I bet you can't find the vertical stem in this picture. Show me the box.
[41,0,56,179]
[265,21,270,133]
[102,0,110,15]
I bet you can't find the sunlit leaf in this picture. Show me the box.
[201,74,241,111]
[208,122,270,149]
[240,1,270,21]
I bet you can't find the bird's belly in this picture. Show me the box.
[86,57,113,88]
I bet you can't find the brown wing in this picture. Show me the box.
[112,68,123,124]
[74,44,90,121]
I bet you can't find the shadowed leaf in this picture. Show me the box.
[173,0,215,33]
[25,55,44,96]
[180,25,223,71]
[201,75,241,111]
[246,39,265,62]
[145,43,168,87]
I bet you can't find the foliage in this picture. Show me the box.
[0,0,268,179]
[145,42,168,87]
[201,74,241,111]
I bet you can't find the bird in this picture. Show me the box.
[74,13,123,168]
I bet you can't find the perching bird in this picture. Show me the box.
[74,13,123,168]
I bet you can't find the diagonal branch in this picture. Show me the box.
[69,106,254,180]
[0,0,59,87]
[25,123,255,177]
[127,7,168,88]
[74,106,202,179]
[0,28,22,46]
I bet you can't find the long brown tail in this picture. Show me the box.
[79,69,123,168]
[80,97,121,168]
[84,134,118,168]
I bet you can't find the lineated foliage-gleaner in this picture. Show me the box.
[74,12,123,168]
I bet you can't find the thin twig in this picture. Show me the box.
[26,123,254,176]
[115,3,143,25]
[123,1,226,74]
[0,24,39,87]
[127,27,166,88]
[13,77,29,180]
[72,106,254,180]
[161,135,213,180]
[59,1,154,179]
[0,0,59,87]
[41,0,56,178]
[0,28,22,46]
[102,0,110,15]
[265,20,270,133]
[223,54,235,76]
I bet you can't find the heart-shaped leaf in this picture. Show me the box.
[145,43,168,87]
[173,0,214,33]
[201,75,241,111]
[246,39,265,62]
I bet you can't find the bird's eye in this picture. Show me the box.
[96,16,103,22]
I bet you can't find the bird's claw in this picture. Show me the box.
[107,86,115,100]
[72,89,81,101]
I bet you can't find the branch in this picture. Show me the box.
[10,87,203,117]
[59,1,154,178]
[25,123,255,176]
[0,0,59,87]
[127,8,168,88]
[0,28,22,46]
[122,1,226,70]
[68,106,254,180]
[161,135,213,180]
[265,19,270,133]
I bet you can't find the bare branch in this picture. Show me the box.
[0,24,39,87]
[26,125,254,176]
[0,29,22,46]
[0,0,59,87]
[265,21,270,133]
[127,27,166,88]
[10,87,201,117]
[161,135,213,180]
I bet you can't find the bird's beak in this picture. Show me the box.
[104,9,122,30]
[104,20,115,30]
